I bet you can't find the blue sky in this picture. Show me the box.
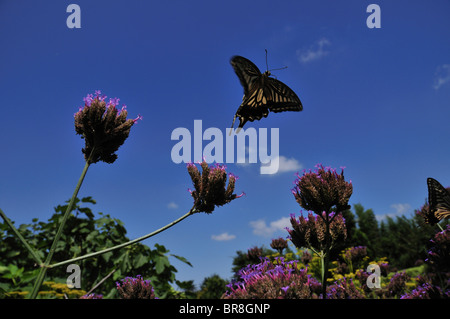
[1,0,450,288]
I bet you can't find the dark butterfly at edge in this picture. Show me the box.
[426,177,450,225]
[229,55,303,134]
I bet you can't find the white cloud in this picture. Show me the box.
[376,203,411,221]
[297,38,331,63]
[391,203,411,215]
[260,156,302,175]
[249,217,291,237]
[167,202,179,209]
[433,64,450,90]
[277,156,302,173]
[211,232,236,241]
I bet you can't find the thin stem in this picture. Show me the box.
[318,250,325,286]
[49,207,197,269]
[29,160,91,299]
[85,268,117,296]
[321,210,331,299]
[0,209,43,266]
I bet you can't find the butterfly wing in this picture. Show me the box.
[232,83,270,133]
[265,77,303,113]
[230,56,266,133]
[230,56,262,96]
[266,77,303,113]
[426,177,450,224]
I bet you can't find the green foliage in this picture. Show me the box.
[349,203,438,269]
[197,274,229,299]
[352,204,381,257]
[0,197,191,298]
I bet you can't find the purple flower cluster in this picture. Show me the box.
[326,277,364,299]
[116,275,156,299]
[426,224,450,273]
[387,272,409,297]
[223,257,322,299]
[402,225,450,298]
[187,161,244,214]
[80,293,103,299]
[292,164,353,214]
[401,283,446,299]
[343,246,367,263]
[287,211,347,252]
[341,246,367,272]
[74,90,142,164]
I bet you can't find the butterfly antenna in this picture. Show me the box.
[265,49,288,73]
[269,66,288,71]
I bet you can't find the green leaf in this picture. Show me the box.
[102,251,113,263]
[70,245,81,256]
[171,254,193,267]
[133,254,148,268]
[81,196,96,204]
[155,255,170,274]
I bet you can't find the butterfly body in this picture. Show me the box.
[426,177,450,225]
[230,55,302,134]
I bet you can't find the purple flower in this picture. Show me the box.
[116,275,156,299]
[287,211,347,252]
[223,257,321,299]
[108,97,120,107]
[326,278,364,299]
[292,164,353,214]
[80,293,103,299]
[387,272,409,297]
[133,114,143,123]
[82,93,94,106]
[401,283,443,299]
[74,91,141,164]
[187,160,244,214]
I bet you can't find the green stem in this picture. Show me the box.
[48,207,197,269]
[321,211,331,299]
[0,209,43,266]
[29,160,91,299]
[319,250,325,286]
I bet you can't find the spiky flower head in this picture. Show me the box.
[187,160,244,214]
[116,275,156,299]
[292,164,353,214]
[270,237,288,254]
[74,91,142,164]
[287,211,347,252]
